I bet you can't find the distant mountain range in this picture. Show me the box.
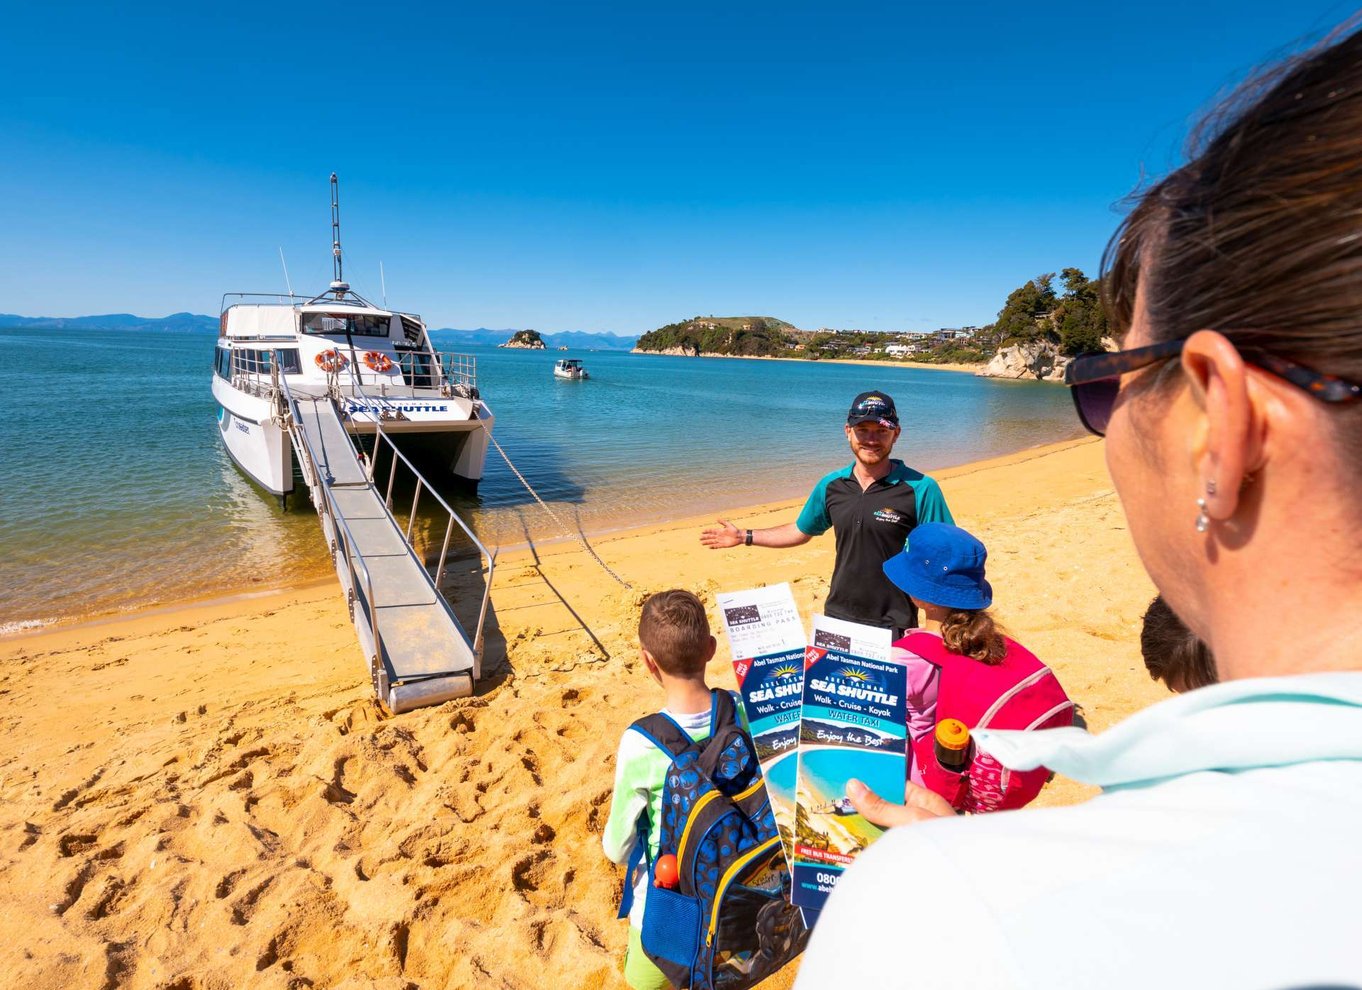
[0,312,639,350]
[0,312,218,332]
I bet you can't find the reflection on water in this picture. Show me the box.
[0,328,1082,625]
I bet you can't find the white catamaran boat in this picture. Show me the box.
[210,175,495,715]
[213,204,492,505]
[553,357,589,380]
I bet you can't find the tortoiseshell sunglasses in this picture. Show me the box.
[1064,338,1362,436]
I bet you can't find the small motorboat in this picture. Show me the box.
[553,358,589,380]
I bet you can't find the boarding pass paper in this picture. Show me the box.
[715,584,807,867]
[792,616,903,914]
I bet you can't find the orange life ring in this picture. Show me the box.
[363,350,394,373]
[315,349,348,373]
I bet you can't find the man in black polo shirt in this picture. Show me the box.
[700,391,953,634]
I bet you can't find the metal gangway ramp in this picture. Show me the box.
[282,383,494,714]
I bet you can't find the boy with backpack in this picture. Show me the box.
[602,589,806,990]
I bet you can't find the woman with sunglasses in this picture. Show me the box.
[797,23,1362,990]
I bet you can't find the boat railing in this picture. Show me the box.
[325,349,480,397]
[367,416,496,674]
[276,372,385,667]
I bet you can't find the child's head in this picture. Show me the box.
[638,589,715,680]
[1140,596,1217,693]
[882,523,1006,663]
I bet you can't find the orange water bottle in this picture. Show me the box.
[934,719,972,773]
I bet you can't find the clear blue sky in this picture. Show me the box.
[0,1,1353,333]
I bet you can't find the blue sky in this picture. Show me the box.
[0,1,1353,333]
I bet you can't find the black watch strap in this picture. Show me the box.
[745,529,753,546]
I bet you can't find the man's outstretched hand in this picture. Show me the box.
[847,778,955,828]
[700,519,743,549]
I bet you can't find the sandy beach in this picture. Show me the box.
[0,436,1165,989]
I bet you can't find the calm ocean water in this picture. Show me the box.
[0,326,1082,628]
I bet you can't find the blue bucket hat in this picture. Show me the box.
[882,522,993,611]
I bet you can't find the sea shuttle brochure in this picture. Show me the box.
[714,584,807,866]
[792,616,904,913]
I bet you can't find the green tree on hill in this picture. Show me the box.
[1054,267,1109,355]
[994,273,1058,344]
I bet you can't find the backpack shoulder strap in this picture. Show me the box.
[900,631,957,668]
[629,711,702,760]
[710,688,739,736]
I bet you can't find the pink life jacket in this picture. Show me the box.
[899,631,1074,814]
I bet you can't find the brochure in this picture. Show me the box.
[791,615,904,914]
[714,584,808,865]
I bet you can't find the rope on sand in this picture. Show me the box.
[487,432,633,589]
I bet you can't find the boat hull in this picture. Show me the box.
[213,378,294,496]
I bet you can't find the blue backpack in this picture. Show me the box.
[619,690,809,989]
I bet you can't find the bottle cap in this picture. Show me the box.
[935,718,970,751]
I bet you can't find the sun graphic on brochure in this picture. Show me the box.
[772,664,802,679]
[837,668,871,682]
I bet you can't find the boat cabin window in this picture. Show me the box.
[300,312,392,338]
[214,346,231,380]
[396,350,436,389]
[229,348,302,376]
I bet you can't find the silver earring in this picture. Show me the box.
[1206,480,1217,496]
[1195,497,1210,533]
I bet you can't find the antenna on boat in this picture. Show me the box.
[278,246,294,298]
[329,172,349,300]
[380,260,387,309]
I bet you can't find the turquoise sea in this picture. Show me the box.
[0,326,1082,629]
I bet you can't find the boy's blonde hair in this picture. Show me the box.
[638,589,711,677]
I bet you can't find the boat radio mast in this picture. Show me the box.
[329,172,349,300]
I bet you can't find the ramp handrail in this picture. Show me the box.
[277,377,384,670]
[277,367,495,681]
[366,416,496,670]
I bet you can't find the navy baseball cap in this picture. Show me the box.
[882,523,993,611]
[847,391,899,428]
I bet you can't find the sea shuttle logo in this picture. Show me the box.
[724,604,762,627]
[807,662,900,707]
[747,660,804,703]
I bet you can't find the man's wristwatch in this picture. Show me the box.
[745,529,753,546]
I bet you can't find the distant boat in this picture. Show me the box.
[553,358,589,380]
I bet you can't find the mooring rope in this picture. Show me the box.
[486,432,633,589]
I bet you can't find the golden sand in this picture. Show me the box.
[0,437,1166,989]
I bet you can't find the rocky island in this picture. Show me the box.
[500,329,547,349]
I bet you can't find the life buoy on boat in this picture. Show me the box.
[315,349,348,373]
[363,351,394,373]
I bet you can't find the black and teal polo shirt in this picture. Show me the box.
[796,459,954,632]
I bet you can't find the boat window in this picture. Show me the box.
[300,312,392,337]
[397,351,435,389]
[274,348,302,374]
[214,346,231,380]
[233,350,268,374]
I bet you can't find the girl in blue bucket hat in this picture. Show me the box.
[881,523,1073,813]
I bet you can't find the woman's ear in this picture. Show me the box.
[1180,330,1266,520]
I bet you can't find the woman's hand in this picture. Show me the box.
[847,778,955,827]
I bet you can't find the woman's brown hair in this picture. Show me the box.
[1103,21,1362,462]
[941,609,1006,664]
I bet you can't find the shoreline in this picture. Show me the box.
[0,437,1095,641]
[631,349,986,375]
